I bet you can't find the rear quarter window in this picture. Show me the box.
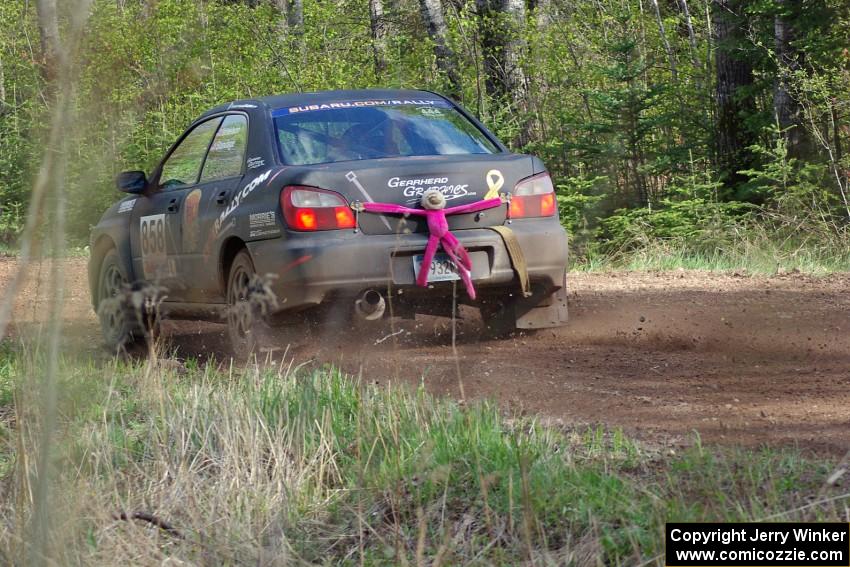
[201,114,248,182]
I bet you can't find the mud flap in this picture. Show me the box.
[515,285,568,329]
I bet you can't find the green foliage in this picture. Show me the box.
[601,163,750,252]
[0,341,15,408]
[555,174,607,234]
[580,152,743,268]
[0,2,40,240]
[739,124,838,214]
[0,201,22,246]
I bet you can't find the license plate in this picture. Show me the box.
[413,253,461,282]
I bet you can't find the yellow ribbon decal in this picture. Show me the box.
[484,169,504,199]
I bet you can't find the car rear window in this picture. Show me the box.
[273,100,499,165]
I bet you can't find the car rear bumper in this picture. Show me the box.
[247,217,569,309]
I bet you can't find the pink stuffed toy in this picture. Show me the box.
[354,190,504,299]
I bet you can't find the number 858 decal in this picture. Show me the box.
[140,214,173,279]
[141,214,166,255]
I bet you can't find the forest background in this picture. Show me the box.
[1,0,848,269]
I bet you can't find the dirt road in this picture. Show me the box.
[3,257,849,453]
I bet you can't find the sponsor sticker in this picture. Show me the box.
[228,102,257,109]
[419,107,445,117]
[118,199,136,214]
[249,211,279,238]
[249,211,276,229]
[274,99,452,116]
[249,228,281,238]
[247,156,265,169]
[387,176,474,204]
[210,139,236,152]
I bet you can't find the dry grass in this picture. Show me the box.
[0,344,848,565]
[577,214,850,275]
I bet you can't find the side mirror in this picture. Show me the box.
[117,170,147,194]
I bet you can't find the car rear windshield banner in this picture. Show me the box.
[665,523,850,566]
[273,99,452,116]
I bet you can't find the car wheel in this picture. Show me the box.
[226,249,263,356]
[96,249,135,350]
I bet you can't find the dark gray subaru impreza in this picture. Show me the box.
[89,89,568,351]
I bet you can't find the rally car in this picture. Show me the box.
[89,89,569,351]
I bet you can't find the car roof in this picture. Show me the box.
[199,88,450,120]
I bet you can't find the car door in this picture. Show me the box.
[131,116,223,301]
[178,113,250,302]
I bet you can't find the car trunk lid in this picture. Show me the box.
[289,154,536,234]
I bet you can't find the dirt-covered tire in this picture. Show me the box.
[96,249,136,350]
[225,249,263,356]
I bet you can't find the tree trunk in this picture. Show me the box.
[678,0,701,71]
[418,0,462,99]
[476,0,529,144]
[287,0,303,32]
[502,0,530,145]
[832,100,843,165]
[650,0,678,84]
[712,0,755,188]
[273,0,303,36]
[527,0,552,141]
[529,0,551,28]
[773,0,809,158]
[476,0,501,101]
[35,0,62,85]
[501,0,527,99]
[369,0,389,77]
[0,50,6,106]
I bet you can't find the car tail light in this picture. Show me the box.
[281,186,355,231]
[510,173,557,218]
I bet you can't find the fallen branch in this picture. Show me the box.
[374,328,404,345]
[113,511,183,539]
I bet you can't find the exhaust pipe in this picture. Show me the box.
[354,290,386,321]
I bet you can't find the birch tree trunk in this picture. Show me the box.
[650,0,678,83]
[712,0,755,187]
[369,0,388,76]
[529,0,550,28]
[35,0,62,85]
[287,0,303,33]
[677,0,701,71]
[501,0,527,101]
[273,0,303,36]
[418,0,462,98]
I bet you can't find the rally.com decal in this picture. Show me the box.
[214,170,273,234]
